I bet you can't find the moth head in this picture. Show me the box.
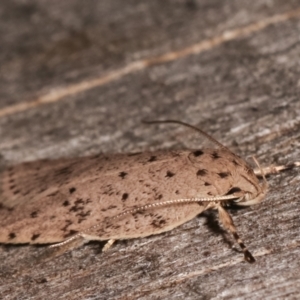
[232,182,268,206]
[231,156,268,206]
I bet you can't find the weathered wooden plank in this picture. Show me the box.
[0,1,300,299]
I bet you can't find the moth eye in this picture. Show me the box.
[226,187,242,195]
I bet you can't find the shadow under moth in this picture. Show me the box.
[0,120,299,264]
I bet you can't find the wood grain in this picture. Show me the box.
[0,0,300,299]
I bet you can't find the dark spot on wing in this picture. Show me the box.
[132,211,146,219]
[175,190,179,194]
[9,185,16,190]
[232,159,239,166]
[166,171,175,178]
[68,198,89,213]
[193,150,204,157]
[122,193,129,201]
[151,219,166,228]
[8,232,16,240]
[77,210,91,223]
[63,200,70,206]
[102,184,114,196]
[218,172,230,178]
[148,156,157,162]
[197,169,208,176]
[69,187,76,194]
[31,233,40,241]
[76,211,91,218]
[75,198,84,205]
[0,203,12,211]
[226,187,242,195]
[107,205,117,210]
[155,194,163,200]
[204,182,211,186]
[30,211,38,218]
[69,205,79,212]
[119,171,128,179]
[211,151,221,159]
[13,190,20,195]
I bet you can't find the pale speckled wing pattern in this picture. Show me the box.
[0,148,258,244]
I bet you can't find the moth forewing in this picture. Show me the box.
[1,119,290,264]
[0,149,232,244]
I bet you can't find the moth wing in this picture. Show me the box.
[0,154,120,243]
[0,154,124,207]
[0,149,239,244]
[1,151,203,243]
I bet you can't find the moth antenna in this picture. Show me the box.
[49,234,82,248]
[49,196,236,248]
[84,195,240,233]
[142,119,230,150]
[50,195,242,250]
[217,204,255,263]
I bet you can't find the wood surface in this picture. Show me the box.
[0,0,300,299]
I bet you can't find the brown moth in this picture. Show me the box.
[0,120,298,263]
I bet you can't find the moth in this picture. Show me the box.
[0,120,297,263]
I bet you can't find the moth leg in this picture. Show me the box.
[217,205,255,263]
[102,239,116,252]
